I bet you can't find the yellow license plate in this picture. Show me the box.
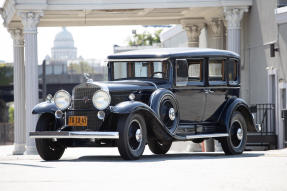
[68,116,88,126]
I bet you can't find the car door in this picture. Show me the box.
[173,58,206,123]
[203,57,228,122]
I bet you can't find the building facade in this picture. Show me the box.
[159,0,287,149]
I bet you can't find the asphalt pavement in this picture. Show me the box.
[0,145,287,191]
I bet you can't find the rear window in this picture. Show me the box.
[228,59,238,82]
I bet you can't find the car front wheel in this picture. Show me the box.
[117,113,147,160]
[35,113,65,161]
[220,111,247,155]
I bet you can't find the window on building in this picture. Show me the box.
[209,59,225,81]
[278,0,287,8]
[188,59,203,82]
[281,88,286,109]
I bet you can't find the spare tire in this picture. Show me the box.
[150,89,179,133]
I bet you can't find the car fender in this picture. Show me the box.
[110,101,179,142]
[149,88,177,112]
[32,101,58,114]
[219,97,258,132]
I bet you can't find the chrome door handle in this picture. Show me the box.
[204,89,209,94]
[209,90,215,94]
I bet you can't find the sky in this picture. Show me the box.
[0,15,161,65]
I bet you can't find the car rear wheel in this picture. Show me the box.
[35,113,65,161]
[148,139,172,154]
[220,111,247,155]
[117,113,147,160]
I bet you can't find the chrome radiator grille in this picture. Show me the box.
[72,83,100,110]
[68,83,102,130]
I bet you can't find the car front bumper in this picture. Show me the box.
[29,131,119,139]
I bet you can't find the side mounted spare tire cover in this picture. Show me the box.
[150,89,179,133]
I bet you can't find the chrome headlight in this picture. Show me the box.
[54,90,71,110]
[92,90,111,110]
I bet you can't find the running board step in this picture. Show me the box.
[185,133,228,140]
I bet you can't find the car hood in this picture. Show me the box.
[90,80,157,93]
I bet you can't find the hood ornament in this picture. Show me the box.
[83,96,89,104]
[84,73,93,83]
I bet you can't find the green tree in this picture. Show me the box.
[128,29,162,46]
[0,64,13,86]
[68,61,94,74]
[8,105,14,123]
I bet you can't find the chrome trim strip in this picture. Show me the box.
[107,58,168,62]
[29,131,119,139]
[185,133,228,139]
[174,86,240,90]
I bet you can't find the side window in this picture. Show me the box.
[114,62,127,79]
[134,62,148,77]
[228,59,238,82]
[175,59,188,86]
[188,59,203,82]
[209,59,225,81]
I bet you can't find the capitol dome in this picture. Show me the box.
[51,27,77,61]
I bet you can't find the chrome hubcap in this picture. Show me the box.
[237,128,243,140]
[230,120,244,148]
[169,108,175,121]
[135,129,142,142]
[128,119,143,151]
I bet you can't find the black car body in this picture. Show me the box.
[30,48,261,160]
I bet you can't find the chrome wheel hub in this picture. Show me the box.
[169,108,175,121]
[135,129,142,142]
[236,128,243,140]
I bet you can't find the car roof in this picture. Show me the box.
[107,48,240,60]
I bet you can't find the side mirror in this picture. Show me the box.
[46,94,53,102]
[175,59,188,86]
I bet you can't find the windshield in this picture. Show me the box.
[112,61,169,80]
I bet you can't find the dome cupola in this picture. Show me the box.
[51,27,77,61]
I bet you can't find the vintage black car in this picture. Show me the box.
[30,48,261,160]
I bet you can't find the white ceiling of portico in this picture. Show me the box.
[1,0,253,27]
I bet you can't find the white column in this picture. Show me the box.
[181,19,205,47]
[209,18,225,50]
[9,28,26,155]
[19,11,43,155]
[224,7,248,54]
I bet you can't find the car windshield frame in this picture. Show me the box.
[109,59,170,81]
